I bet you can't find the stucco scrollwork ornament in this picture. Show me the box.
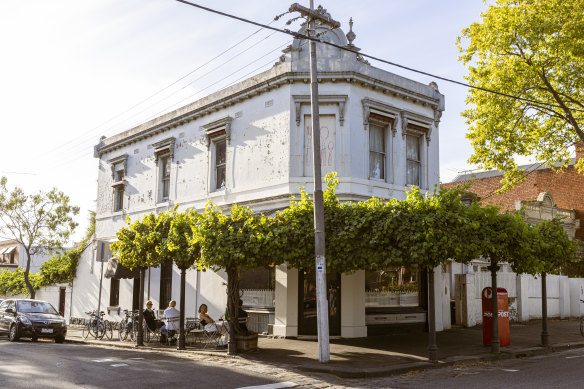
[400,112,409,139]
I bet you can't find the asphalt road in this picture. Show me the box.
[0,338,289,389]
[361,348,584,389]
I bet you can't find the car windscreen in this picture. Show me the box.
[17,301,59,315]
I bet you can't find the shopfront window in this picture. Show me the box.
[365,265,419,308]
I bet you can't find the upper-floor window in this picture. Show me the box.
[369,123,386,180]
[201,116,232,192]
[113,169,125,212]
[108,154,128,212]
[152,137,175,203]
[406,134,421,186]
[214,139,226,190]
[160,153,171,201]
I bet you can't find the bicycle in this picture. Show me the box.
[118,309,138,342]
[82,310,106,340]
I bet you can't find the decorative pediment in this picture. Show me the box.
[400,111,433,144]
[361,98,398,136]
[107,154,128,180]
[201,116,233,147]
[152,137,176,165]
[292,95,347,126]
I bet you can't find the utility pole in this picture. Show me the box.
[288,2,340,364]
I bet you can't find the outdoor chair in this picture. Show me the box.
[186,317,203,346]
[202,321,225,349]
[143,320,161,343]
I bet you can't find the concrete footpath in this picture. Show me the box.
[66,319,584,379]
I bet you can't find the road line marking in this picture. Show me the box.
[502,369,519,372]
[110,363,129,367]
[92,359,113,363]
[236,382,297,389]
[565,355,584,359]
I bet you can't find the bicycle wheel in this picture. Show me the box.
[580,317,584,337]
[128,320,136,342]
[118,320,128,341]
[103,321,113,340]
[95,320,106,339]
[82,322,91,339]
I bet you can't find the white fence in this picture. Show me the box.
[241,289,274,308]
[455,272,584,327]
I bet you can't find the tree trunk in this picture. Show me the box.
[178,267,186,350]
[541,272,549,346]
[226,264,239,355]
[24,249,35,299]
[136,267,146,347]
[490,258,500,353]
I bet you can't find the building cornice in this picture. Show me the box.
[95,70,443,158]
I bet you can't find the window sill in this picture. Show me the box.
[111,210,124,217]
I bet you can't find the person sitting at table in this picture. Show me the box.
[163,300,180,342]
[198,303,228,346]
[143,300,164,331]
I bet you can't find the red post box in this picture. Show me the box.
[482,287,510,346]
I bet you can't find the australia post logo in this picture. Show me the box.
[483,287,492,300]
[483,311,509,318]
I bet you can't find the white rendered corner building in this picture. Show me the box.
[81,19,447,338]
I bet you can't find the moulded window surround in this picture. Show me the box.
[201,117,232,192]
[108,154,128,212]
[400,111,433,189]
[152,137,175,203]
[362,99,399,183]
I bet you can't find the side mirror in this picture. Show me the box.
[5,308,15,314]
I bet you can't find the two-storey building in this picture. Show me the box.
[72,20,448,338]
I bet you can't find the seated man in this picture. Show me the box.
[143,300,164,331]
[163,300,180,342]
[237,299,248,333]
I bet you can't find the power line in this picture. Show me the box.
[44,20,283,160]
[45,48,288,171]
[174,0,584,115]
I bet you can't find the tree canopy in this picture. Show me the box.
[0,176,79,298]
[458,0,584,188]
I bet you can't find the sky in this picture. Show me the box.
[0,0,490,241]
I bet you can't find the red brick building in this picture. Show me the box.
[442,158,584,241]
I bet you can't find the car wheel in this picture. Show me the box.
[55,336,65,344]
[31,336,38,342]
[9,324,20,342]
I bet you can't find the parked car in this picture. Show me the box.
[0,299,67,343]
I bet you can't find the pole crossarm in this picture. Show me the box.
[288,3,340,29]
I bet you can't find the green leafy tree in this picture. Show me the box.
[110,210,172,346]
[0,177,79,298]
[195,203,277,346]
[458,0,584,187]
[515,218,578,346]
[167,209,202,350]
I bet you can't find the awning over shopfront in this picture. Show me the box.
[104,257,140,279]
